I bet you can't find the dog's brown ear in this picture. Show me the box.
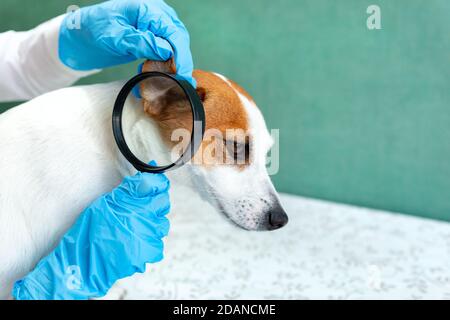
[140,59,184,118]
[140,59,205,120]
[141,59,176,74]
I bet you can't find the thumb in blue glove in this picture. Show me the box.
[59,0,196,87]
[12,166,170,300]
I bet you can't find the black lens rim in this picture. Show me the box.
[112,72,206,173]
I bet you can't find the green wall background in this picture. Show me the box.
[1,0,449,220]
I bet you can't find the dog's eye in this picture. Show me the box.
[224,140,250,164]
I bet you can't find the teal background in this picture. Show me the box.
[1,1,449,220]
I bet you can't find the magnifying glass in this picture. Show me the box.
[112,72,206,173]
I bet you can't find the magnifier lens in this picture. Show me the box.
[115,72,204,173]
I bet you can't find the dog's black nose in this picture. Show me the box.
[268,205,288,230]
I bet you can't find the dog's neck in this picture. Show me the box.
[122,97,168,164]
[119,96,194,188]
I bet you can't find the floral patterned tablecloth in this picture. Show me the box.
[106,193,450,300]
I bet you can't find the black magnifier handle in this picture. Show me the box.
[112,72,206,173]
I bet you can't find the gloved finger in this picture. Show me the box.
[136,172,170,197]
[132,63,144,99]
[129,208,170,239]
[156,216,170,238]
[135,160,170,196]
[166,31,196,87]
[163,24,196,88]
[133,215,170,240]
[124,190,170,219]
[134,3,195,86]
[144,12,196,87]
[119,171,170,198]
[153,1,196,87]
[137,239,165,266]
[148,192,171,217]
[118,26,174,61]
[130,235,165,270]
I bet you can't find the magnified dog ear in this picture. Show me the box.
[140,59,179,117]
[140,60,206,120]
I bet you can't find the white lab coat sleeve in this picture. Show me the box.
[0,15,99,102]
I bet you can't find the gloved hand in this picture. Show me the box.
[59,0,195,87]
[12,169,170,300]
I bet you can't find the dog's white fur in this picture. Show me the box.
[0,75,282,299]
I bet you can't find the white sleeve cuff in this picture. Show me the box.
[0,15,100,102]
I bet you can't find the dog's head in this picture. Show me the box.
[139,60,288,231]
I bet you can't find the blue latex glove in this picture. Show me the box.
[59,0,196,87]
[12,169,170,300]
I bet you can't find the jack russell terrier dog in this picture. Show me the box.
[0,60,288,299]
